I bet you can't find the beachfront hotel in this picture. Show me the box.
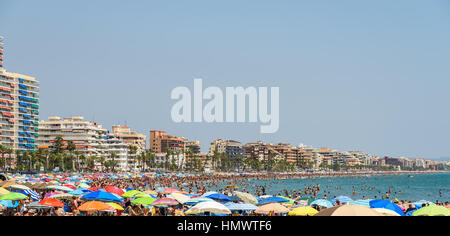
[38,116,130,170]
[0,36,40,155]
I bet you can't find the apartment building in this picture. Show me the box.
[209,139,243,159]
[0,36,39,155]
[38,116,130,170]
[149,130,186,153]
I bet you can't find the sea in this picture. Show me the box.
[216,173,450,202]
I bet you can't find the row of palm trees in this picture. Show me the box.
[0,136,305,173]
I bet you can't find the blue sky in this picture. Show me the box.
[1,0,449,158]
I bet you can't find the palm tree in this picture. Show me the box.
[110,152,118,172]
[99,156,106,172]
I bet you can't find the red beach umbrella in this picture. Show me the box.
[88,187,102,191]
[105,186,124,196]
[39,198,65,208]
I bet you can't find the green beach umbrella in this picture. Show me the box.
[131,197,156,205]
[122,190,143,198]
[412,205,450,216]
[0,192,29,201]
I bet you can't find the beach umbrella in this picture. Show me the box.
[161,188,179,194]
[234,191,258,205]
[26,202,51,210]
[46,185,73,192]
[131,197,157,205]
[39,198,64,208]
[15,189,41,201]
[63,184,77,190]
[68,190,84,196]
[310,199,333,208]
[412,205,450,216]
[184,197,215,205]
[331,196,353,204]
[151,198,179,206]
[314,205,382,216]
[122,190,143,198]
[225,202,258,211]
[81,191,123,203]
[45,191,64,198]
[295,197,314,207]
[348,199,371,207]
[369,199,405,216]
[0,200,19,208]
[288,207,319,216]
[170,193,191,204]
[229,195,243,202]
[0,192,28,201]
[8,184,31,191]
[137,193,157,198]
[373,208,401,216]
[258,197,290,205]
[50,193,76,200]
[203,193,232,202]
[88,187,103,192]
[276,196,295,205]
[255,203,290,215]
[0,181,18,188]
[78,201,115,212]
[185,201,231,215]
[78,183,90,189]
[0,187,10,195]
[106,202,124,211]
[105,186,125,196]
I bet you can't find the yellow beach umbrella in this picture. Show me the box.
[288,207,318,216]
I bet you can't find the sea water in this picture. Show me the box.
[218,173,450,202]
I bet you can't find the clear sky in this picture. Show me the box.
[1,0,449,159]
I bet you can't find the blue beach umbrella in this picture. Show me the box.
[310,199,333,208]
[203,193,232,202]
[81,191,123,203]
[68,190,84,196]
[258,197,289,205]
[369,199,405,216]
[0,200,19,208]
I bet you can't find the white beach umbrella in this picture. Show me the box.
[185,201,232,215]
[373,208,401,216]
